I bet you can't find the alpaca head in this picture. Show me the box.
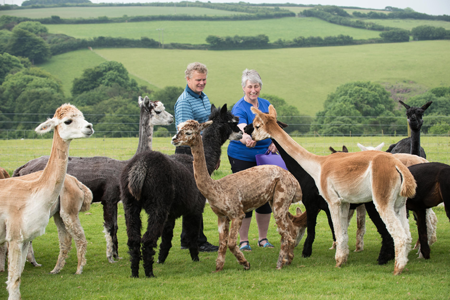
[138,96,174,126]
[172,120,213,147]
[250,105,278,141]
[357,142,384,151]
[35,104,93,141]
[399,100,432,131]
[209,104,242,141]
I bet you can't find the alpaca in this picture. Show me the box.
[120,104,242,278]
[405,162,449,259]
[13,96,173,263]
[172,119,306,271]
[250,105,416,275]
[0,173,93,275]
[386,101,432,158]
[0,104,93,300]
[0,167,9,179]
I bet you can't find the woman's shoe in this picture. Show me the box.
[239,241,252,251]
[258,238,274,248]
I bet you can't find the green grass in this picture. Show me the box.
[1,135,450,177]
[43,17,382,44]
[355,18,450,31]
[0,198,449,299]
[0,6,247,18]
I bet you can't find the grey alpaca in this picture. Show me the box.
[120,104,241,278]
[13,96,173,263]
[386,100,432,158]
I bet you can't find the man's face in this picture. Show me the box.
[186,71,207,95]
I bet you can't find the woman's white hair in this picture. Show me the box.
[241,69,263,89]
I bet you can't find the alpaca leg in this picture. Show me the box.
[59,210,87,274]
[0,242,7,272]
[302,208,321,257]
[50,212,72,274]
[328,201,350,268]
[426,208,437,247]
[6,241,29,300]
[215,216,230,272]
[227,216,250,270]
[342,208,355,251]
[324,207,337,250]
[271,197,295,269]
[179,214,200,262]
[157,218,175,264]
[354,205,366,252]
[26,242,41,267]
[102,200,119,263]
[415,209,430,259]
[124,202,142,278]
[364,201,395,264]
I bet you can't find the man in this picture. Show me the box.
[174,62,218,252]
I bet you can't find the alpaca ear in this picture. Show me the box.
[36,118,58,134]
[329,146,337,153]
[268,105,277,118]
[375,142,385,151]
[399,100,410,109]
[422,101,432,111]
[342,145,348,153]
[220,103,227,114]
[277,120,288,128]
[357,143,367,151]
[250,106,259,114]
[200,120,213,131]
[210,104,217,112]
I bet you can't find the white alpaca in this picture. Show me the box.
[251,105,416,275]
[0,104,93,300]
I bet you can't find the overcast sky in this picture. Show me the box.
[7,0,450,16]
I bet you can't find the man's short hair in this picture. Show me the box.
[185,62,208,79]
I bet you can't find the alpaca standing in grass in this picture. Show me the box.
[172,119,306,271]
[0,104,93,300]
[120,105,242,278]
[13,96,173,263]
[250,105,416,275]
[0,173,93,275]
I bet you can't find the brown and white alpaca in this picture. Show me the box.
[250,105,417,275]
[0,104,93,300]
[0,173,93,275]
[172,120,306,271]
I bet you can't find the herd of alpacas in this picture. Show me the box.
[0,98,449,299]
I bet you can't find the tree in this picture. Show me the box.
[0,29,12,54]
[71,61,138,97]
[0,52,24,84]
[14,21,48,36]
[380,29,410,42]
[6,27,51,64]
[411,25,447,40]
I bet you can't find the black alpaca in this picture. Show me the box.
[13,96,173,263]
[386,100,432,158]
[407,162,450,259]
[245,123,395,264]
[120,104,240,278]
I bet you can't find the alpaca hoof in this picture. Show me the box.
[130,274,139,278]
[329,242,337,250]
[156,259,164,264]
[50,270,60,274]
[192,256,199,262]
[146,273,155,278]
[108,257,118,263]
[244,262,250,270]
[31,262,42,267]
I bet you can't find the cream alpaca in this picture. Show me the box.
[250,105,416,275]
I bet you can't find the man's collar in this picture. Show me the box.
[186,85,205,100]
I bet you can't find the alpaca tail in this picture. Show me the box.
[80,183,93,212]
[288,207,307,247]
[127,160,148,201]
[396,161,417,199]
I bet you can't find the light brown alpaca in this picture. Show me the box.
[250,105,417,275]
[0,173,93,275]
[0,104,93,300]
[172,120,306,271]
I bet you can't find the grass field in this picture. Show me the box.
[0,190,449,299]
[43,17,382,44]
[355,18,450,31]
[57,40,450,116]
[0,6,248,18]
[1,135,450,177]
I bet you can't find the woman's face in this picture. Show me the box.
[243,81,261,102]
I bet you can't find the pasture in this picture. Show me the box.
[43,17,382,43]
[38,40,450,116]
[0,6,248,18]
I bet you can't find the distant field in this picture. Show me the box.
[44,17,382,44]
[355,18,450,30]
[0,6,247,18]
[44,40,447,116]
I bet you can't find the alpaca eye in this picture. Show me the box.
[64,120,72,125]
[155,111,161,114]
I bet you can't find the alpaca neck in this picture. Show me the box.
[135,109,153,155]
[269,125,324,180]
[190,135,217,200]
[201,124,223,175]
[38,127,70,206]
[410,128,421,156]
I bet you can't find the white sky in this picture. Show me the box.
[5,0,450,16]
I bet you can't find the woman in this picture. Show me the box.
[227,69,277,251]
